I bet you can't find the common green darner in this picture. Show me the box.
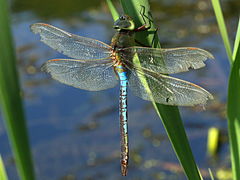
[31,15,213,176]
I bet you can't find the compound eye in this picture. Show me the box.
[120,15,126,20]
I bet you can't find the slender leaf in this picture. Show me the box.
[211,0,240,179]
[106,0,119,21]
[211,0,233,63]
[208,168,215,180]
[227,19,240,180]
[0,155,8,180]
[0,0,35,179]
[233,18,240,60]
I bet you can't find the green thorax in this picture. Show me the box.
[111,31,135,49]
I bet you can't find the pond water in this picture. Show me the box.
[0,0,239,179]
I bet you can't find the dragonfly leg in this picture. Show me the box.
[133,5,156,32]
[133,5,159,47]
[134,27,158,47]
[134,24,151,32]
[151,27,159,47]
[136,5,155,31]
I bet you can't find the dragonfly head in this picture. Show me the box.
[113,15,135,31]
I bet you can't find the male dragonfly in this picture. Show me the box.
[31,15,213,176]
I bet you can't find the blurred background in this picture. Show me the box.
[0,0,239,179]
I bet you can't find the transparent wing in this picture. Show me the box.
[128,69,213,106]
[122,47,214,74]
[31,23,112,60]
[42,58,118,91]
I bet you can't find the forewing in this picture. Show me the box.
[122,47,214,74]
[128,69,213,106]
[31,23,111,59]
[42,59,118,91]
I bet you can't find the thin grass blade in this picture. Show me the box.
[106,0,119,21]
[233,18,240,60]
[0,0,35,179]
[211,0,233,63]
[0,155,8,180]
[227,18,240,180]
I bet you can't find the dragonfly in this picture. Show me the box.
[31,15,213,176]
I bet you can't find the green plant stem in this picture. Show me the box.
[0,0,35,179]
[0,155,8,180]
[211,0,233,63]
[227,19,240,180]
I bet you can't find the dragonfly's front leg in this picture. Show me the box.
[134,24,151,32]
[134,26,159,47]
[133,5,158,47]
[134,5,156,32]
